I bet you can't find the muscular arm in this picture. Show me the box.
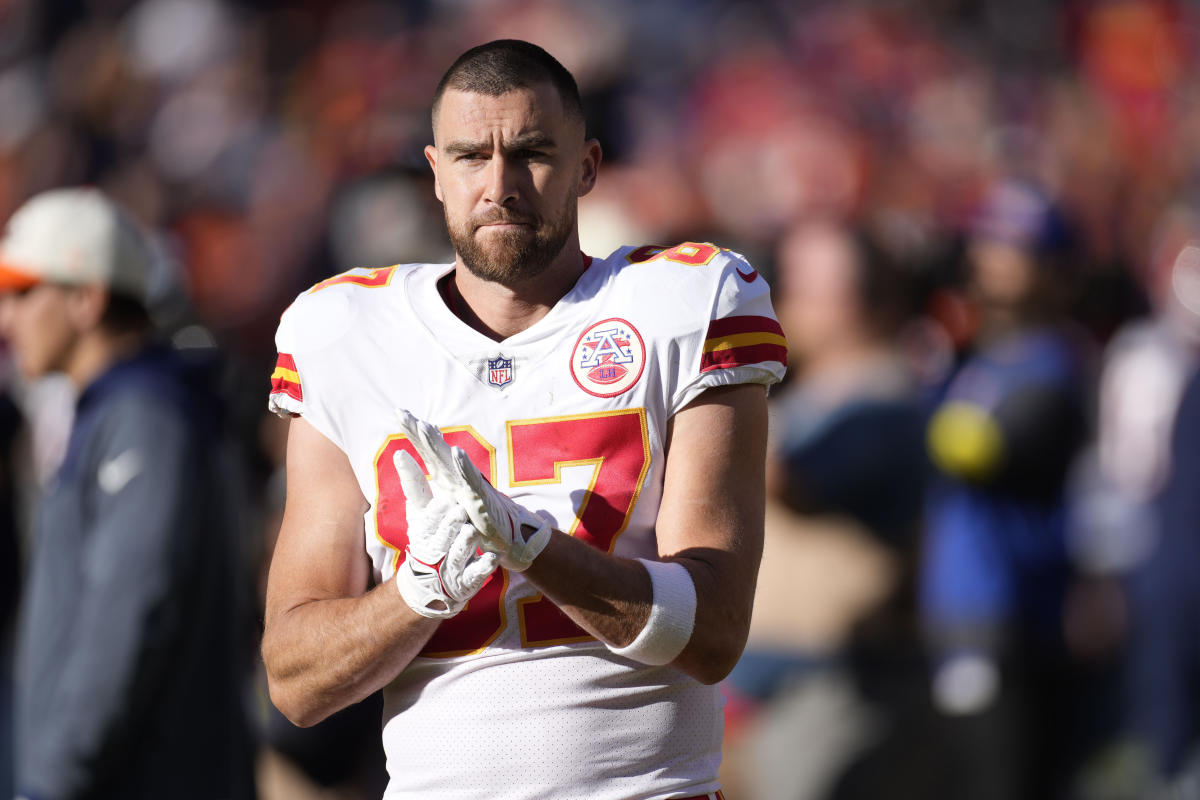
[522,383,767,684]
[261,417,439,727]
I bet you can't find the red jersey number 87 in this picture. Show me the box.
[373,409,651,657]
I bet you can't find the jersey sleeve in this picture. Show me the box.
[268,299,309,419]
[268,348,304,418]
[267,273,371,453]
[670,249,788,415]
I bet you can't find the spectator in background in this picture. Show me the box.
[922,179,1090,800]
[1069,207,1200,588]
[1124,363,1200,792]
[768,221,926,546]
[1061,209,1200,797]
[1107,221,1200,790]
[723,220,930,800]
[0,384,20,800]
[0,188,255,800]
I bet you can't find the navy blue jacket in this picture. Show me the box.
[15,345,255,800]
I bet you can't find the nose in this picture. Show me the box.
[482,153,520,207]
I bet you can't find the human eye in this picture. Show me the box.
[452,148,489,163]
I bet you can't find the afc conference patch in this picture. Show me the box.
[570,318,646,398]
[487,355,513,387]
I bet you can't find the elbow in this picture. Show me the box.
[677,634,746,685]
[281,707,325,729]
[266,676,328,729]
[262,638,330,728]
[679,597,752,685]
[667,551,756,685]
[685,653,740,686]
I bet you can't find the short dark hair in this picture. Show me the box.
[431,40,584,128]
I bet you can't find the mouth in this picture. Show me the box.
[478,222,531,232]
[473,213,536,232]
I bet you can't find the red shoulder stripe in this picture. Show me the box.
[706,315,784,339]
[270,377,303,402]
[700,342,789,373]
[270,352,303,401]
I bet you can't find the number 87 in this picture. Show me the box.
[372,408,651,657]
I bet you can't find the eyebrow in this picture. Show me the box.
[442,132,558,156]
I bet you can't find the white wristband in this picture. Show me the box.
[609,558,697,666]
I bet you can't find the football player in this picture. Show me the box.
[261,39,786,799]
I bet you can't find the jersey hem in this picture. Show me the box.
[670,363,784,417]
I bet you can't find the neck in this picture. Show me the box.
[451,239,587,341]
[65,329,147,390]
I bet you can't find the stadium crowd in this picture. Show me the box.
[2,0,1200,798]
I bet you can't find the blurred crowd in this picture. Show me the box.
[2,0,1200,798]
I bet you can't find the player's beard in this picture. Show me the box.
[448,196,577,285]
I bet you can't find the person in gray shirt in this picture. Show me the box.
[0,188,255,800]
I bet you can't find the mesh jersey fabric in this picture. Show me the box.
[269,243,786,799]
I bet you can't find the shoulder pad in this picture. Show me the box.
[278,265,403,355]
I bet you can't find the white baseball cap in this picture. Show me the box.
[0,187,153,299]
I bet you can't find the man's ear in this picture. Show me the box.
[66,284,109,329]
[578,138,602,198]
[424,145,444,203]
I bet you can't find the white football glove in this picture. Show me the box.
[395,409,552,572]
[393,449,499,619]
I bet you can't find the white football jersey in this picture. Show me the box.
[270,242,786,800]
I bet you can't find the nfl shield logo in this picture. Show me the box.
[487,356,513,387]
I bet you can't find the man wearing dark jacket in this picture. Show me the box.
[0,187,255,800]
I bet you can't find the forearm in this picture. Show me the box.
[522,530,755,684]
[388,386,765,684]
[262,578,439,727]
[667,543,758,683]
[521,530,652,647]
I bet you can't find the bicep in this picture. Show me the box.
[264,417,371,624]
[656,383,768,578]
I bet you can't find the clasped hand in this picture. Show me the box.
[395,409,552,574]
[393,446,498,619]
